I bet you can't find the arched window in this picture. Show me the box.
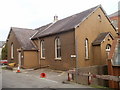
[55,37,61,59]
[85,38,89,59]
[106,44,111,57]
[41,40,45,59]
[106,44,111,51]
[11,43,14,59]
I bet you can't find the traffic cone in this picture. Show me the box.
[88,72,92,85]
[40,73,46,78]
[68,73,70,81]
[16,66,21,73]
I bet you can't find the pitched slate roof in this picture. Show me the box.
[32,5,99,39]
[11,27,38,50]
[109,10,120,17]
[0,41,5,48]
[92,32,114,46]
[35,23,52,31]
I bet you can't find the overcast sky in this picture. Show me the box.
[0,0,119,41]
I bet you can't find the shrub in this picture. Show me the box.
[1,43,7,60]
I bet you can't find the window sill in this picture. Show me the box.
[41,57,45,60]
[55,58,61,60]
[11,58,14,60]
[85,58,90,60]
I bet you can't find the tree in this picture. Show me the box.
[1,43,7,60]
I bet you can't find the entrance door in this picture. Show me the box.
[18,52,21,67]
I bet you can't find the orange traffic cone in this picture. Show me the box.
[16,66,21,73]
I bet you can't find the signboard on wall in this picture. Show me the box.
[71,55,76,58]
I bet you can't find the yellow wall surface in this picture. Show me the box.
[7,30,21,64]
[23,51,39,68]
[35,31,76,70]
[75,7,117,67]
[100,35,113,65]
[93,35,113,65]
[93,46,101,65]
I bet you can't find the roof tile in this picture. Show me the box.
[32,5,99,39]
[92,32,114,46]
[11,27,38,50]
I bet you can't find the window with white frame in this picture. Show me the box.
[106,44,111,58]
[55,37,61,59]
[85,38,89,59]
[41,40,45,59]
[11,43,14,59]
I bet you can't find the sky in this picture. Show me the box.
[0,0,120,41]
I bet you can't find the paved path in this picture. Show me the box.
[0,66,2,89]
[2,69,93,88]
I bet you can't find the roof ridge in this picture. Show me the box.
[10,27,37,50]
[92,32,114,46]
[10,29,23,48]
[34,5,100,31]
[109,10,120,17]
[32,5,101,39]
[30,30,39,39]
[32,22,57,39]
[75,5,100,28]
[57,5,100,23]
[11,27,34,31]
[35,23,52,30]
[38,22,57,34]
[43,5,99,28]
[32,23,53,38]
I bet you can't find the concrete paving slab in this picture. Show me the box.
[2,68,93,88]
